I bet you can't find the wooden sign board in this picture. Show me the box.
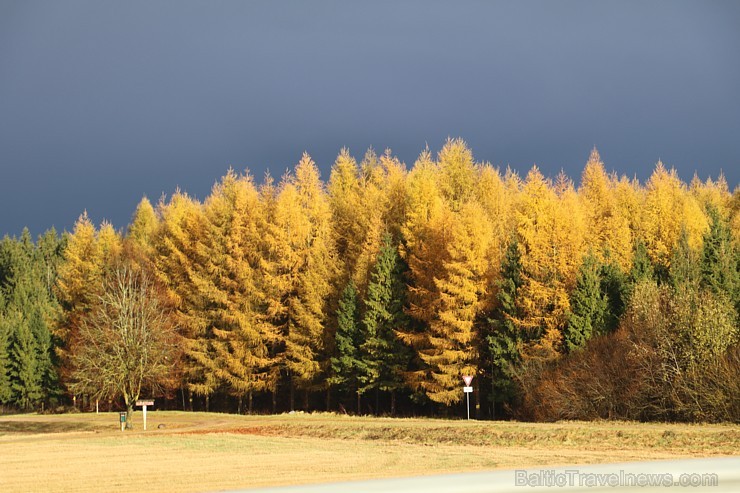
[136,400,154,407]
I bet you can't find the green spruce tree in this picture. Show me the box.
[599,255,627,333]
[629,238,654,290]
[564,253,608,352]
[10,314,42,410]
[701,206,739,312]
[0,310,12,405]
[329,281,364,412]
[360,234,409,415]
[670,228,701,294]
[0,229,64,408]
[485,238,523,418]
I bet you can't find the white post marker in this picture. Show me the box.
[136,400,154,430]
[462,375,474,420]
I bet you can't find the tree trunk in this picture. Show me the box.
[126,400,134,430]
[391,390,396,416]
[272,389,277,414]
[325,387,331,411]
[490,363,496,420]
[237,395,243,415]
[248,391,253,415]
[303,388,309,411]
[475,379,480,420]
[289,380,295,411]
[356,392,361,415]
[205,394,210,413]
[375,388,380,416]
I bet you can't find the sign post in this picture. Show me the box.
[136,400,154,430]
[462,375,474,420]
[119,412,126,432]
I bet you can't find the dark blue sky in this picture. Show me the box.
[1,1,738,237]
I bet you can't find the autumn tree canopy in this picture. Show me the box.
[2,139,738,422]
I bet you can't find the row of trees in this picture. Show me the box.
[0,230,64,410]
[1,140,738,420]
[521,209,739,421]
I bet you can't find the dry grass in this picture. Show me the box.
[0,411,737,492]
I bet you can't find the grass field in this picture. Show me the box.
[1,411,738,492]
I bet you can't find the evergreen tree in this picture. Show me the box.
[564,253,608,352]
[0,311,12,404]
[629,238,654,285]
[485,237,523,417]
[598,256,627,333]
[669,228,701,294]
[360,234,409,413]
[0,229,64,408]
[701,206,739,312]
[28,306,58,403]
[329,281,363,411]
[10,314,42,409]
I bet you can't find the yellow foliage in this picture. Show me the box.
[262,154,338,389]
[400,148,446,326]
[418,201,492,404]
[201,169,272,396]
[476,164,515,301]
[642,162,708,267]
[127,196,159,251]
[55,212,102,361]
[514,166,574,360]
[436,137,477,210]
[690,173,731,216]
[152,191,219,396]
[578,149,633,271]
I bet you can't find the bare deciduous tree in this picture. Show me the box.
[69,265,179,427]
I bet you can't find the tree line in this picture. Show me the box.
[1,140,738,421]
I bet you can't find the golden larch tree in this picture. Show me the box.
[153,191,217,406]
[262,154,338,409]
[514,167,572,361]
[578,149,633,271]
[418,200,492,404]
[55,212,102,372]
[642,161,708,269]
[201,170,272,412]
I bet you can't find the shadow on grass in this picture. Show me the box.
[0,420,98,435]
